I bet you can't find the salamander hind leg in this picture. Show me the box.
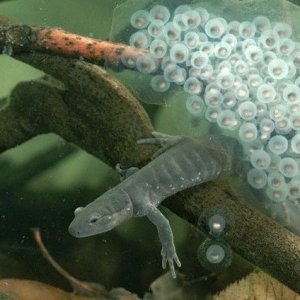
[137,131,184,159]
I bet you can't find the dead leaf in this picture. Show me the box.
[213,270,300,300]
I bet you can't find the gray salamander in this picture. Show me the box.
[68,132,242,277]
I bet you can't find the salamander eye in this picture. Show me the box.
[89,214,101,225]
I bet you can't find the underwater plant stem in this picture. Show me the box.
[32,228,105,297]
[0,24,147,65]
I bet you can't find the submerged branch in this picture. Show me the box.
[0,52,299,294]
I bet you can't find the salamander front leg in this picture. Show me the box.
[137,131,184,159]
[145,205,181,278]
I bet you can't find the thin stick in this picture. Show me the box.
[32,228,102,296]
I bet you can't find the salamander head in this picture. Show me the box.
[68,188,133,238]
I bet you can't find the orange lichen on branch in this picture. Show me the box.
[34,27,147,63]
[0,23,147,64]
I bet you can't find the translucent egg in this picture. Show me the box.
[222,34,238,49]
[198,32,209,45]
[148,20,164,38]
[259,118,275,135]
[278,38,295,56]
[129,30,150,49]
[278,157,299,178]
[214,42,231,59]
[182,10,201,29]
[234,60,249,77]
[282,84,300,103]
[291,134,300,154]
[206,244,225,264]
[268,59,288,80]
[186,95,205,116]
[170,43,189,63]
[255,101,268,118]
[268,153,281,171]
[136,55,158,74]
[275,117,292,134]
[263,51,277,65]
[191,51,209,69]
[150,75,170,92]
[184,77,203,95]
[239,21,256,39]
[239,122,258,143]
[292,51,300,69]
[163,22,181,41]
[266,185,288,202]
[200,42,215,57]
[228,53,241,66]
[227,20,240,36]
[264,76,277,86]
[205,106,221,123]
[295,77,300,89]
[189,67,201,78]
[238,101,257,120]
[173,14,189,31]
[286,60,297,80]
[290,113,300,131]
[273,22,292,39]
[204,91,223,107]
[267,171,286,190]
[130,10,150,29]
[199,64,214,80]
[195,7,209,24]
[248,74,263,90]
[216,72,234,90]
[258,30,280,50]
[217,109,239,130]
[288,102,300,114]
[268,135,288,155]
[248,67,260,76]
[269,104,287,121]
[244,45,263,64]
[174,4,191,15]
[234,84,250,101]
[250,150,271,170]
[208,214,226,236]
[149,39,168,58]
[120,52,137,68]
[253,16,271,33]
[217,61,232,74]
[222,92,237,109]
[247,168,267,189]
[164,65,187,84]
[161,56,176,70]
[288,178,300,199]
[257,84,276,103]
[184,31,200,49]
[205,18,227,39]
[149,5,170,24]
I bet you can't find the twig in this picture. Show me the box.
[32,228,106,297]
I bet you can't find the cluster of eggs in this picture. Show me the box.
[121,4,300,204]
